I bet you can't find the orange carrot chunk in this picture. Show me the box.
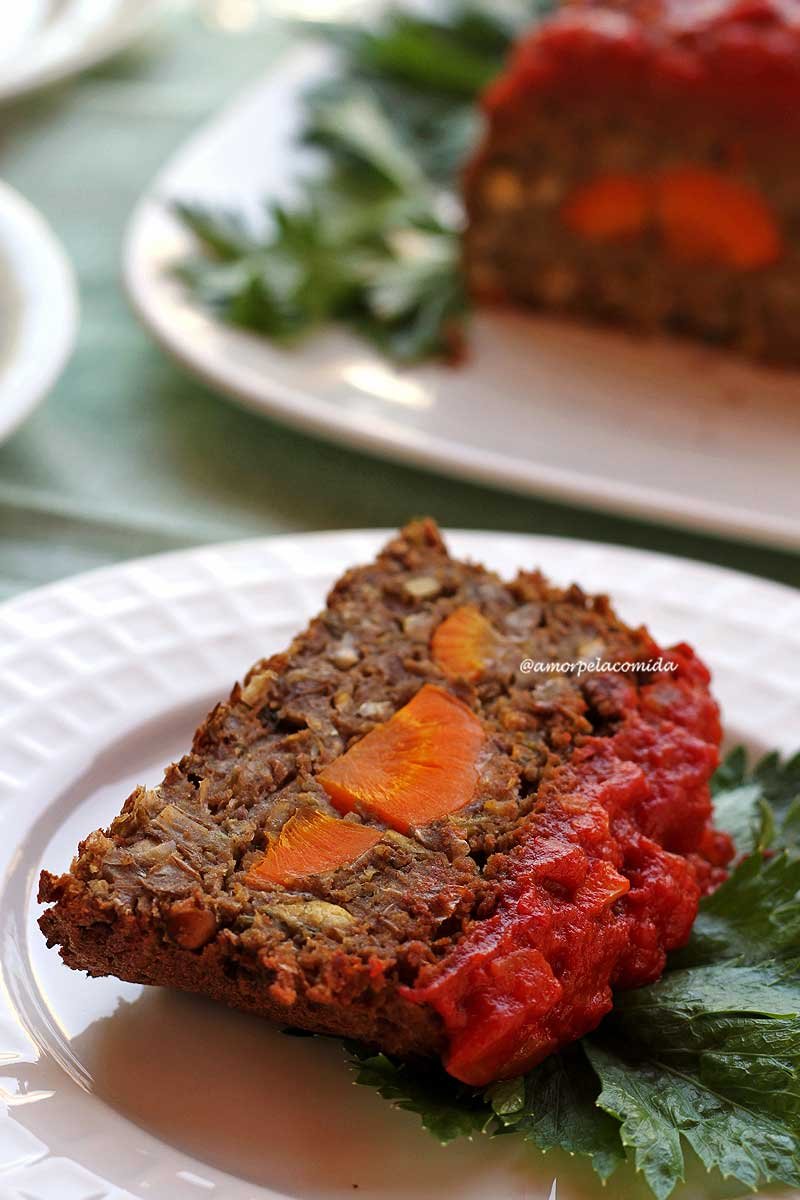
[319,683,484,833]
[655,168,781,270]
[561,173,650,240]
[432,606,497,682]
[245,809,381,888]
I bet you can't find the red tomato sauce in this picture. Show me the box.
[485,1,800,128]
[404,643,733,1086]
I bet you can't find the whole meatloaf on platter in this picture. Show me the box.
[39,522,733,1086]
[465,0,800,364]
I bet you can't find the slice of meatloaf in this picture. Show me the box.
[464,0,800,364]
[39,521,732,1086]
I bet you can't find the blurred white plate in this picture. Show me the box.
[0,182,78,445]
[0,0,163,103]
[0,530,799,1199]
[124,46,800,552]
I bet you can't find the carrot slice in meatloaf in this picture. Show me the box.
[319,684,484,832]
[39,521,732,1085]
[560,167,781,269]
[431,605,498,682]
[245,810,382,888]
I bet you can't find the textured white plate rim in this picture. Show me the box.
[0,529,798,1200]
[0,0,164,104]
[0,181,78,446]
[4,525,800,630]
[122,45,800,553]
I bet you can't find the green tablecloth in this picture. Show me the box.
[0,6,797,601]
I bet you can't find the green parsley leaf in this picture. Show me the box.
[674,850,800,969]
[711,779,773,857]
[587,1030,800,1200]
[752,750,800,846]
[304,88,428,193]
[486,1045,625,1181]
[587,955,800,1198]
[347,1048,490,1143]
[710,744,745,794]
[172,201,259,260]
[711,745,800,853]
[324,12,503,99]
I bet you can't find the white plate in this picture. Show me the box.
[1,529,799,1200]
[124,46,800,553]
[0,183,78,446]
[0,0,163,104]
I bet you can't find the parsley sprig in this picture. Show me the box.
[173,2,554,361]
[346,747,800,1199]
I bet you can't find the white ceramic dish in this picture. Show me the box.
[124,46,800,552]
[0,0,163,104]
[0,182,78,446]
[1,529,798,1199]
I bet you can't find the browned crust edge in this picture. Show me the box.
[38,873,443,1060]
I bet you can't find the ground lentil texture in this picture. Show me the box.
[39,523,732,1085]
[465,0,800,364]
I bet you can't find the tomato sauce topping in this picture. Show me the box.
[485,1,800,128]
[404,643,732,1085]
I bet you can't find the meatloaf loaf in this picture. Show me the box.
[39,521,732,1086]
[465,0,800,364]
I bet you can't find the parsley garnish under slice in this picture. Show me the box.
[344,747,800,1199]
